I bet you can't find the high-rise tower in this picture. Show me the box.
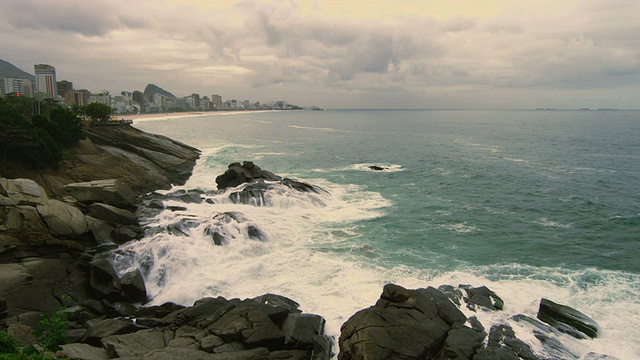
[34,64,57,98]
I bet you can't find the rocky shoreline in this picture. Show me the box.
[0,126,615,359]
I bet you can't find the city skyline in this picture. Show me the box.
[1,0,639,109]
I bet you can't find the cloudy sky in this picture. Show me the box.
[1,0,639,109]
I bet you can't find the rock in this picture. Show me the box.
[203,212,267,246]
[463,285,504,311]
[0,178,48,206]
[83,317,142,346]
[583,352,621,360]
[102,330,166,358]
[537,298,600,339]
[282,314,325,350]
[368,166,387,171]
[120,268,147,303]
[88,203,138,226]
[473,324,539,360]
[60,343,110,360]
[240,310,285,349]
[89,257,122,301]
[442,325,486,359]
[438,284,464,306]
[339,283,466,360]
[86,216,117,247]
[36,199,89,236]
[63,179,135,208]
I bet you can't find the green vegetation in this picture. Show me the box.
[0,295,72,360]
[0,331,21,355]
[0,94,85,169]
[83,102,112,122]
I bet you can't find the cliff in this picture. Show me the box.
[2,125,201,197]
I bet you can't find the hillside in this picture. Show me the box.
[0,59,35,82]
[143,83,176,99]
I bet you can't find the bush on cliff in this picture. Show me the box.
[0,94,85,169]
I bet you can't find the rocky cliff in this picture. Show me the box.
[3,124,201,197]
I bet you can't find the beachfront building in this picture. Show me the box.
[0,77,33,97]
[211,94,223,109]
[34,64,57,99]
[89,92,111,107]
[69,90,91,107]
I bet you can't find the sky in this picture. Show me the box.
[1,0,639,109]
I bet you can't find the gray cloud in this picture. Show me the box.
[0,0,151,36]
[1,0,639,108]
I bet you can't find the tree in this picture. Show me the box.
[84,102,112,122]
[0,94,85,170]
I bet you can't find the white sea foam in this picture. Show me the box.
[288,125,340,132]
[347,163,405,172]
[114,154,640,359]
[535,217,573,229]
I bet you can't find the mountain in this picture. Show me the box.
[143,84,176,99]
[0,59,35,82]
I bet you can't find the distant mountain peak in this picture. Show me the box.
[143,84,176,99]
[0,59,35,82]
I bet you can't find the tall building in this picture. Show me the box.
[34,64,57,98]
[132,90,144,105]
[57,80,73,99]
[211,94,223,109]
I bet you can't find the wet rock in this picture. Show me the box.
[463,285,504,312]
[442,325,486,359]
[120,268,147,303]
[473,323,540,360]
[89,257,122,301]
[282,313,325,350]
[339,283,467,360]
[537,298,600,339]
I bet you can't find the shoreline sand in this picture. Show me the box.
[120,110,279,123]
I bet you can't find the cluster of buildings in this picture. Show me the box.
[0,64,306,114]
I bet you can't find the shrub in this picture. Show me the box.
[0,331,20,354]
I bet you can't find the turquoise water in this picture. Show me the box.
[130,110,640,358]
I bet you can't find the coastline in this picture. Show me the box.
[124,110,278,123]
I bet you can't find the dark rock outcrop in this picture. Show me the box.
[339,283,609,360]
[216,162,325,200]
[537,298,600,339]
[339,283,471,359]
[49,294,333,360]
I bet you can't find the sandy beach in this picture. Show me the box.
[121,110,276,123]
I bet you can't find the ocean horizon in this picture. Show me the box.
[119,109,640,359]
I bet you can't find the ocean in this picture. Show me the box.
[118,109,640,359]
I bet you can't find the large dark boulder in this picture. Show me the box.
[119,268,147,303]
[463,285,504,312]
[536,298,600,339]
[89,257,122,301]
[215,162,325,203]
[338,283,468,360]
